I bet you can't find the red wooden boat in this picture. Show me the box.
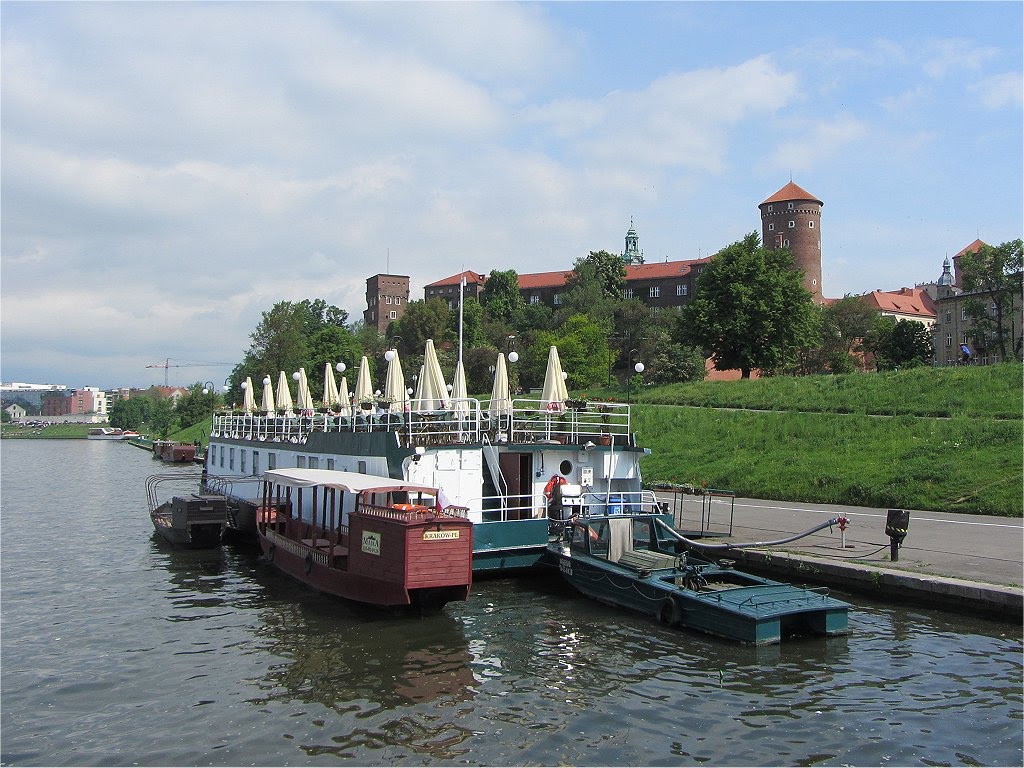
[256,468,473,611]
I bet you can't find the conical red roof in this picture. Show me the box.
[761,181,822,206]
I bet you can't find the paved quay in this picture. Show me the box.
[661,493,1023,621]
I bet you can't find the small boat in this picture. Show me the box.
[152,440,197,463]
[88,427,127,440]
[551,513,850,645]
[150,493,228,548]
[257,468,474,611]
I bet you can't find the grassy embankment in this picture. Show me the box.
[627,364,1022,517]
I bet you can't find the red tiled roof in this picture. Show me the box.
[862,287,936,318]
[954,239,987,259]
[761,181,822,206]
[424,270,487,289]
[517,270,573,289]
[625,257,710,281]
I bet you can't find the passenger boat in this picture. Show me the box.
[201,344,654,574]
[256,468,473,610]
[88,427,127,440]
[550,513,850,645]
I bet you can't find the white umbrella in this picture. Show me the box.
[539,345,568,414]
[295,367,314,414]
[260,375,275,415]
[241,377,256,413]
[383,349,408,414]
[354,356,374,411]
[275,371,294,415]
[488,353,512,418]
[323,362,340,411]
[452,359,469,416]
[414,339,449,411]
[338,374,351,418]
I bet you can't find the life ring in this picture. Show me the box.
[657,597,682,627]
[304,552,314,575]
[543,475,567,500]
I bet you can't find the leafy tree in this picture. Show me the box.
[863,317,934,371]
[174,383,220,427]
[389,299,451,354]
[247,301,310,379]
[678,233,818,378]
[958,239,1023,362]
[567,250,626,300]
[307,325,362,400]
[109,397,151,430]
[149,396,178,439]
[793,296,876,374]
[521,314,612,391]
[447,297,486,350]
[481,269,526,325]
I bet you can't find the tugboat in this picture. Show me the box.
[550,512,850,645]
[256,467,473,611]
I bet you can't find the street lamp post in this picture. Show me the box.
[626,349,644,405]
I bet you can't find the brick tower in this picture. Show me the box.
[759,182,823,303]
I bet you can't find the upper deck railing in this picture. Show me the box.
[209,397,636,449]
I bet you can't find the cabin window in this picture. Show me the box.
[229,447,235,471]
[358,460,367,474]
[309,457,319,469]
[297,456,306,468]
[327,458,335,470]
[252,451,260,476]
[219,446,225,467]
[268,452,277,470]
[240,450,247,474]
[559,459,573,476]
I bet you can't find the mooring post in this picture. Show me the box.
[885,509,910,561]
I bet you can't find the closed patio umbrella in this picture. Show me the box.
[338,374,351,418]
[323,362,340,411]
[414,339,449,411]
[539,345,568,414]
[241,377,256,413]
[353,356,373,411]
[260,375,275,415]
[295,367,314,414]
[488,353,512,418]
[275,371,294,416]
[383,348,408,414]
[452,359,469,416]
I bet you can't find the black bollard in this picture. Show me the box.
[885,509,910,561]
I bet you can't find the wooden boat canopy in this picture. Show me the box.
[262,467,439,497]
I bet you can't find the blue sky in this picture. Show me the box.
[2,1,1021,388]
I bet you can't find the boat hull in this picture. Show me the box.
[150,495,227,548]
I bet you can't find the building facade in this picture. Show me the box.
[759,181,824,303]
[364,274,410,333]
[930,241,1023,366]
[423,270,487,308]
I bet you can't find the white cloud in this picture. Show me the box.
[969,72,1024,109]
[921,38,1000,79]
[767,115,869,173]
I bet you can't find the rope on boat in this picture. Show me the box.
[656,516,847,551]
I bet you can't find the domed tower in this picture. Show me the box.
[621,218,644,265]
[759,182,823,303]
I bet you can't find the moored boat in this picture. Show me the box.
[551,513,850,644]
[256,468,473,611]
[88,427,127,440]
[149,494,228,548]
[152,440,197,463]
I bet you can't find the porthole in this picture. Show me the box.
[559,460,572,476]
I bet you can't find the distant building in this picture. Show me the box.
[930,240,1023,366]
[621,219,644,265]
[364,274,410,333]
[4,403,27,421]
[759,181,824,303]
[423,270,487,308]
[862,287,936,326]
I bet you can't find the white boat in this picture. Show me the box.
[88,427,128,440]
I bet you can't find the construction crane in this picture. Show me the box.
[145,359,233,387]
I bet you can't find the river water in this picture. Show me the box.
[1,440,1020,767]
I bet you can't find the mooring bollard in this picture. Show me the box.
[885,509,910,561]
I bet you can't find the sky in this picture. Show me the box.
[2,1,1021,389]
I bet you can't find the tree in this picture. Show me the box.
[521,314,612,391]
[247,301,310,378]
[447,297,486,350]
[389,298,451,354]
[863,317,933,371]
[175,382,219,427]
[958,239,1023,362]
[109,397,151,430]
[678,233,818,378]
[481,269,526,325]
[793,296,877,374]
[567,250,626,300]
[149,396,178,439]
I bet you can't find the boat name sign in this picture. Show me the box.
[423,530,460,541]
[361,531,382,556]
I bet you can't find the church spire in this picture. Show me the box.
[621,218,644,265]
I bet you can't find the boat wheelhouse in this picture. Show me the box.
[256,468,473,610]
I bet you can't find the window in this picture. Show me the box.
[309,457,319,469]
[649,286,660,298]
[767,204,773,212]
[553,293,562,305]
[783,239,790,247]
[530,295,540,305]
[788,220,795,229]
[252,452,259,476]
[768,223,775,231]
[240,450,246,474]
[358,460,367,474]
[268,452,277,470]
[963,335,969,345]
[219,445,225,467]
[327,458,335,470]
[395,297,401,305]
[808,221,815,229]
[389,310,397,319]
[676,284,687,296]
[624,288,633,299]
[386,296,392,305]
[297,456,306,468]
[229,447,235,471]
[944,310,951,323]
[787,202,794,210]
[962,308,968,321]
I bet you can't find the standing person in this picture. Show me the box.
[960,343,971,364]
